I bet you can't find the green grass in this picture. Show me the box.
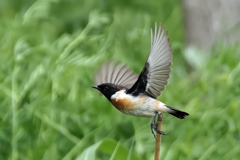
[0,0,240,159]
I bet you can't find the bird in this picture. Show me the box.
[92,22,189,138]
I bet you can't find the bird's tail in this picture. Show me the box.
[165,105,189,119]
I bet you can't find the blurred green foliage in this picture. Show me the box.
[0,0,240,159]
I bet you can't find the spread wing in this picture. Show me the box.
[94,60,138,89]
[127,22,172,99]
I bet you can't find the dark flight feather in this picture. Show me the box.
[127,23,172,99]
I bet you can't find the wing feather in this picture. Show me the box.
[146,23,172,98]
[94,61,138,89]
[127,22,172,98]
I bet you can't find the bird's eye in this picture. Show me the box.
[104,86,109,91]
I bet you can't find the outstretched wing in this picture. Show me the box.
[127,22,172,99]
[94,60,138,89]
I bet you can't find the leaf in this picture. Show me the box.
[75,141,102,160]
[75,139,140,160]
[98,139,140,160]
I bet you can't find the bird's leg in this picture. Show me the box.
[150,112,158,138]
[150,112,166,138]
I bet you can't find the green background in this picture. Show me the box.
[0,0,240,159]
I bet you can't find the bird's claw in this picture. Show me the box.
[150,112,167,138]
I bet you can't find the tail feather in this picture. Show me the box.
[166,105,189,119]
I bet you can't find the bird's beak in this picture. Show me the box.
[92,85,99,90]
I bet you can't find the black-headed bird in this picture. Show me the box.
[92,23,189,138]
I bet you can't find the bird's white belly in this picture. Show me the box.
[123,103,157,117]
[111,90,167,117]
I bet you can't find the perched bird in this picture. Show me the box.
[92,23,189,138]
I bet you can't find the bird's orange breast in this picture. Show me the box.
[110,90,145,112]
[111,97,132,111]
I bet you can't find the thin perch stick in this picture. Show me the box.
[154,114,163,160]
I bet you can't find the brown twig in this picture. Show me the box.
[154,114,163,160]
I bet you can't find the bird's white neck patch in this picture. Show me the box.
[111,89,127,101]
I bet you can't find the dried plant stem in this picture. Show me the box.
[154,114,163,160]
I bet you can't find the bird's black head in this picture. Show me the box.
[92,83,120,101]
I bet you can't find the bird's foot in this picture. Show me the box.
[150,112,167,138]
